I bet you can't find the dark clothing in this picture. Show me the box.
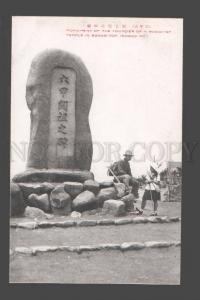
[112,159,139,198]
[114,159,132,176]
[142,190,161,202]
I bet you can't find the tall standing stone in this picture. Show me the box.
[26,49,93,171]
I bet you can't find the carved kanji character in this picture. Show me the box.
[58,123,67,134]
[59,74,69,84]
[58,100,68,112]
[59,87,68,97]
[57,111,67,121]
[57,137,68,148]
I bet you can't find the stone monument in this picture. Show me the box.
[11,49,131,216]
[13,49,94,183]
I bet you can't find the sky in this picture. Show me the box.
[11,17,183,181]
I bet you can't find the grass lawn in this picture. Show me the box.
[10,222,180,248]
[9,200,181,284]
[10,248,180,284]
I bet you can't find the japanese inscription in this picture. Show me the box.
[47,68,76,168]
[58,100,68,111]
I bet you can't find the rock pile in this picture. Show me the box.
[10,180,134,217]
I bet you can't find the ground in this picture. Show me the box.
[9,197,181,284]
[10,248,180,284]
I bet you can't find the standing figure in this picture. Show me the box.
[136,163,161,216]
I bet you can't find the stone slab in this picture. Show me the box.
[12,169,94,183]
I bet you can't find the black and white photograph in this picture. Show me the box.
[9,16,183,284]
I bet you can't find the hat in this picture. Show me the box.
[123,150,134,156]
[149,162,159,176]
[150,166,158,176]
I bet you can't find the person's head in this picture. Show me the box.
[123,150,134,161]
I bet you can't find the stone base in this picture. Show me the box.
[10,173,137,217]
[12,169,94,183]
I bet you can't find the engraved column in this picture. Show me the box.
[47,68,76,168]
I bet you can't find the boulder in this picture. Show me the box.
[83,179,100,195]
[96,187,118,206]
[18,183,41,200]
[15,247,33,254]
[77,245,101,252]
[50,185,72,215]
[97,219,115,225]
[24,206,52,219]
[18,221,38,229]
[147,216,159,223]
[175,241,181,247]
[120,193,135,211]
[54,221,76,228]
[31,246,58,253]
[159,216,170,223]
[64,182,83,198]
[40,182,55,193]
[27,193,50,212]
[121,242,145,251]
[170,216,180,222]
[81,208,102,216]
[10,182,25,216]
[100,243,120,250]
[99,181,114,188]
[77,220,97,226]
[102,200,125,217]
[145,241,172,248]
[70,211,81,218]
[72,190,96,212]
[114,218,133,225]
[132,217,148,224]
